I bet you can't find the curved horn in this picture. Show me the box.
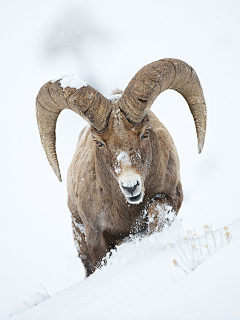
[36,76,112,181]
[119,59,207,153]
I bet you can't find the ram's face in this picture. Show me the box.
[91,108,152,204]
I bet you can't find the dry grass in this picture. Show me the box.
[172,224,232,273]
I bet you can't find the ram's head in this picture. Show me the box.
[36,59,206,204]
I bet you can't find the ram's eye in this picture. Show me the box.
[95,141,104,148]
[141,129,150,139]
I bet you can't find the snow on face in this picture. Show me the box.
[122,180,138,188]
[116,151,131,165]
[60,75,88,90]
[115,167,121,174]
[130,149,141,164]
[115,150,142,175]
[114,151,131,175]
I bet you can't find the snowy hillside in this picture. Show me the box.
[4,218,240,320]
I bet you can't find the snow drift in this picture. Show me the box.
[4,218,240,320]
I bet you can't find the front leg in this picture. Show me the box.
[72,218,94,277]
[85,227,114,270]
[147,194,177,235]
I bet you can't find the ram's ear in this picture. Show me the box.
[90,127,101,140]
[36,77,112,181]
[90,127,106,148]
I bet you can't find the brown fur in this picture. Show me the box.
[67,106,183,276]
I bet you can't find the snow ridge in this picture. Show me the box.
[4,218,240,320]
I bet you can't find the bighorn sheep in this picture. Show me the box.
[36,58,207,276]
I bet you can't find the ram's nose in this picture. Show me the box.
[121,181,139,196]
[118,172,144,204]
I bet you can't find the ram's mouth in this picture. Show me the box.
[127,191,143,204]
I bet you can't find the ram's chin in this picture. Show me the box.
[126,191,144,205]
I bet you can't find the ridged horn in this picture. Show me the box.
[36,77,112,181]
[119,58,207,153]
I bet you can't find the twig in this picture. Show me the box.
[178,242,193,270]
[40,284,50,298]
[172,245,190,272]
[197,237,204,262]
[23,300,31,309]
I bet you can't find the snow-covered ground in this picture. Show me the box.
[1,0,240,319]
[3,219,240,320]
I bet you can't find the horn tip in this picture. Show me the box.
[198,144,203,154]
[57,173,62,182]
[53,167,62,182]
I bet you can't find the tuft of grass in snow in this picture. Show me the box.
[3,291,50,319]
[101,216,233,278]
[172,224,232,273]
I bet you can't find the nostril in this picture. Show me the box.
[121,181,139,195]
